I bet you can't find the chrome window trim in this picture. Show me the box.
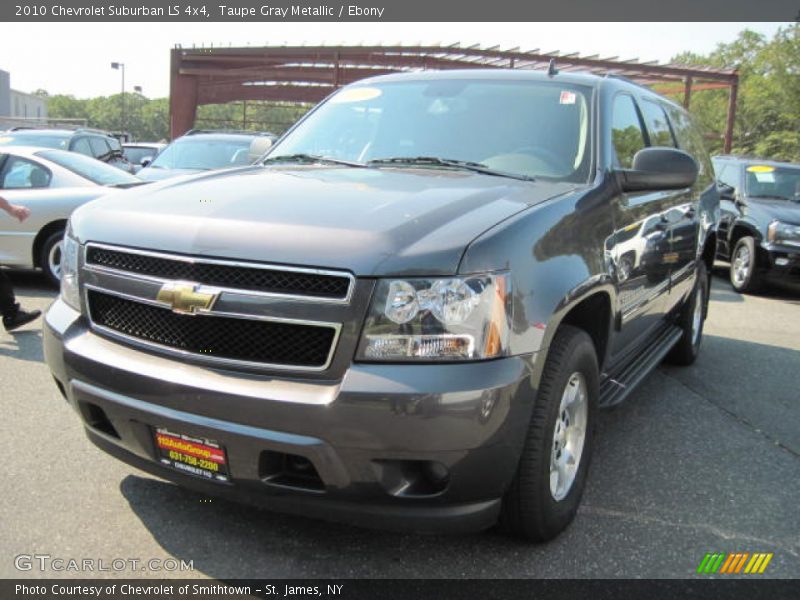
[83,242,356,304]
[83,284,342,372]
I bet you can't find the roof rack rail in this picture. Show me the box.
[74,127,114,136]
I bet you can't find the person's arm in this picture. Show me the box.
[0,196,30,222]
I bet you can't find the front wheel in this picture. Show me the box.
[730,236,762,294]
[39,229,65,288]
[501,325,598,541]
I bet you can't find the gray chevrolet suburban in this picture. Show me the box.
[44,70,719,541]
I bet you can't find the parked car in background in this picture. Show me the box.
[0,128,136,174]
[0,146,143,285]
[122,142,166,173]
[136,130,276,181]
[712,155,800,293]
[45,70,719,541]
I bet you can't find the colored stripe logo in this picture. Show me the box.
[697,552,773,574]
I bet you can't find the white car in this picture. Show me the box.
[0,146,143,285]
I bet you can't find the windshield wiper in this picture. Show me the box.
[366,156,535,182]
[262,153,366,167]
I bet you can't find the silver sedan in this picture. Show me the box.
[0,146,143,285]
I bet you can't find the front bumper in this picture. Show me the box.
[44,298,537,533]
[762,242,800,284]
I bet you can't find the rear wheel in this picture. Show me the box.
[666,260,708,366]
[501,325,598,541]
[39,229,65,288]
[730,236,762,294]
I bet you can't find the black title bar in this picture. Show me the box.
[3,0,799,21]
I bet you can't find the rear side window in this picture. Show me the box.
[0,156,52,189]
[664,105,713,181]
[640,100,676,148]
[611,95,646,169]
[71,137,93,156]
[89,137,111,158]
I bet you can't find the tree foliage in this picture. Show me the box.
[671,24,800,162]
[44,25,800,161]
[46,93,309,142]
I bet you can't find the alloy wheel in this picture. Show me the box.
[550,372,588,501]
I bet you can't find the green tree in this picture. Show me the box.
[672,25,800,162]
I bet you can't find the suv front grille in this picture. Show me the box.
[85,246,352,300]
[87,290,337,369]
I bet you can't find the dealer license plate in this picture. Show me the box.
[153,427,230,482]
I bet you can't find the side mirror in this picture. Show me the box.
[248,137,274,163]
[616,147,698,193]
[140,156,153,167]
[717,182,736,201]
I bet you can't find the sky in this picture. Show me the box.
[0,22,789,99]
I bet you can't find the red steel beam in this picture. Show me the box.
[724,78,739,153]
[169,45,739,141]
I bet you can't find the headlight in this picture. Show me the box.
[60,230,81,311]
[767,220,800,245]
[356,273,512,361]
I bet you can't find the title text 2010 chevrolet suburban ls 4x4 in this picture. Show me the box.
[44,70,719,541]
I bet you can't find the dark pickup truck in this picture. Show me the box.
[44,69,719,541]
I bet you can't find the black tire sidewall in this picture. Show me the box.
[688,261,709,356]
[39,230,65,288]
[507,326,599,540]
[537,341,598,529]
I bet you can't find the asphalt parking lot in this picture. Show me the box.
[0,268,798,579]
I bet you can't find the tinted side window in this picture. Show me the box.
[0,156,52,189]
[640,100,676,148]
[89,137,111,158]
[715,162,739,190]
[611,95,646,169]
[72,137,93,156]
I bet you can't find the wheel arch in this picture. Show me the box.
[539,287,614,377]
[32,219,68,267]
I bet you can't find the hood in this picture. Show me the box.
[72,165,579,276]
[747,197,800,225]
[136,166,205,182]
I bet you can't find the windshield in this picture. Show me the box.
[150,138,253,170]
[36,149,140,186]
[270,79,592,182]
[0,133,69,149]
[745,165,800,201]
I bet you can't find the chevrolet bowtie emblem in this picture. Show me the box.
[156,282,218,314]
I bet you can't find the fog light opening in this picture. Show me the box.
[79,402,120,439]
[259,450,325,492]
[373,459,450,497]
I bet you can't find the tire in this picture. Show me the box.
[38,229,65,288]
[666,260,708,366]
[729,236,762,294]
[500,325,598,541]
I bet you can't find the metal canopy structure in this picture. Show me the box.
[170,44,739,150]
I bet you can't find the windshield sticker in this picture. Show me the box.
[559,91,576,105]
[331,87,382,104]
[754,172,775,183]
[746,165,775,173]
[0,136,12,143]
